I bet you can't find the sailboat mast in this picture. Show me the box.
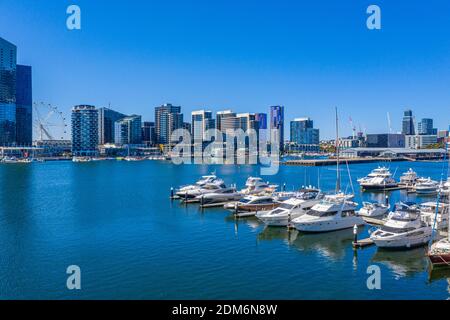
[335,107,341,193]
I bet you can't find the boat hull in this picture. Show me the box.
[371,231,432,250]
[293,217,365,233]
[360,183,398,190]
[428,253,450,267]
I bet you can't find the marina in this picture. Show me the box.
[1,159,450,299]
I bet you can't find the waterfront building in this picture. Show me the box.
[270,106,284,152]
[34,139,71,157]
[402,109,415,135]
[114,115,142,145]
[290,117,319,145]
[98,107,126,145]
[236,113,258,132]
[141,121,156,145]
[71,105,99,156]
[15,65,32,146]
[216,110,238,134]
[255,113,267,130]
[155,103,183,145]
[366,133,405,148]
[341,147,445,159]
[417,118,436,135]
[405,134,438,149]
[191,110,214,142]
[0,37,17,145]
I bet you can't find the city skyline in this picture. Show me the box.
[1,0,450,139]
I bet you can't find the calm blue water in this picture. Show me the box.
[0,160,449,300]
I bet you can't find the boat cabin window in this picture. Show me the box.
[279,203,295,210]
[380,225,415,233]
[308,210,338,217]
[341,210,355,218]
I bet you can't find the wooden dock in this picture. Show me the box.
[283,157,407,167]
[200,201,230,208]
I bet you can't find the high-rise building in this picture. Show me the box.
[71,105,99,156]
[236,113,258,132]
[15,64,32,145]
[191,110,214,141]
[155,103,183,144]
[114,115,142,145]
[216,110,238,134]
[417,118,434,135]
[98,107,126,145]
[255,113,267,130]
[290,118,320,145]
[0,37,17,145]
[142,121,156,145]
[270,106,284,151]
[402,109,415,135]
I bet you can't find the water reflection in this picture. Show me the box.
[371,247,428,279]
[257,227,299,245]
[290,228,358,261]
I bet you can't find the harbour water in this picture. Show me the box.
[0,160,449,299]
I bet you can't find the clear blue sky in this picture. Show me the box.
[1,0,450,139]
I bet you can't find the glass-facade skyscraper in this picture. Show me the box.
[270,105,284,152]
[0,37,17,145]
[402,109,415,135]
[15,64,32,145]
[155,103,183,144]
[417,118,434,135]
[71,105,99,156]
[191,110,214,142]
[290,118,319,145]
[114,115,142,145]
[98,107,126,145]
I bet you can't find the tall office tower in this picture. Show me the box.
[402,109,415,135]
[142,121,156,145]
[236,113,258,131]
[417,118,434,135]
[98,107,126,145]
[155,103,183,144]
[114,115,142,145]
[255,113,267,130]
[0,37,17,145]
[270,105,284,151]
[71,105,99,156]
[216,110,238,134]
[290,118,320,145]
[191,110,214,141]
[15,65,32,145]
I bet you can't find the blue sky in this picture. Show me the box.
[1,0,450,138]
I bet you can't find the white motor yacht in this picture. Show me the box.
[256,190,323,227]
[370,202,432,249]
[419,201,449,230]
[414,178,439,195]
[224,195,280,217]
[176,174,222,195]
[357,202,390,218]
[178,180,227,199]
[239,177,277,195]
[196,188,242,205]
[399,168,418,186]
[291,193,365,233]
[359,167,398,190]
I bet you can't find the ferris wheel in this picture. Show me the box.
[33,102,68,141]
